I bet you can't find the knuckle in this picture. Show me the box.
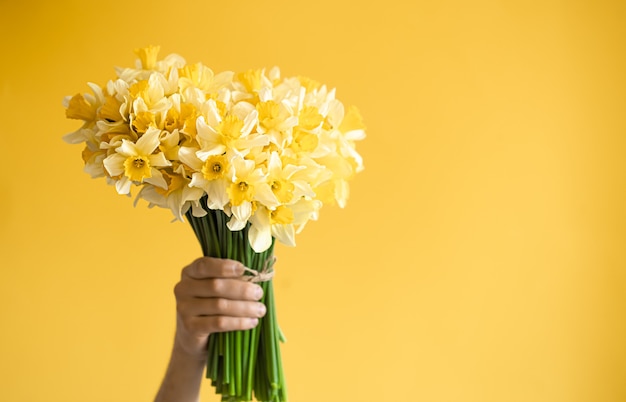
[207,279,222,295]
[215,298,229,312]
[191,260,202,278]
[183,257,204,278]
[173,282,184,298]
[181,262,193,278]
[213,316,229,332]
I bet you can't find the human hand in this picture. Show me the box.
[173,257,266,360]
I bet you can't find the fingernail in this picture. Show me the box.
[257,303,267,317]
[253,285,263,300]
[249,318,259,327]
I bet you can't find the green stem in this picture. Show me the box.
[229,331,235,396]
[242,328,250,399]
[235,331,242,396]
[223,331,231,386]
[266,280,280,398]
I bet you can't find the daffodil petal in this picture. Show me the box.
[63,128,91,144]
[83,154,106,178]
[249,207,272,252]
[166,190,185,221]
[189,172,208,190]
[144,168,167,189]
[206,180,229,210]
[293,181,315,198]
[231,202,252,224]
[272,224,295,247]
[118,139,139,157]
[268,152,282,175]
[238,134,270,150]
[148,152,171,168]
[135,126,161,154]
[196,146,226,161]
[249,222,273,252]
[255,184,279,209]
[115,176,132,194]
[334,179,349,208]
[103,153,126,176]
[227,215,247,231]
[240,109,258,137]
[191,201,208,217]
[179,147,203,170]
[203,101,222,127]
[183,186,205,204]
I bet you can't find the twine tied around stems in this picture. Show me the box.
[242,256,276,283]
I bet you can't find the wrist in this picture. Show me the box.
[154,336,206,402]
[173,331,209,363]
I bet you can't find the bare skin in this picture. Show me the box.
[154,257,266,402]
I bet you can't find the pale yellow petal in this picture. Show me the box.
[272,224,295,247]
[135,127,162,155]
[148,152,172,168]
[103,153,126,177]
[144,168,168,189]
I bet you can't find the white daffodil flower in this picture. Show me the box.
[196,99,269,160]
[248,205,296,253]
[135,164,204,222]
[226,156,278,231]
[180,146,232,211]
[103,126,171,194]
[267,152,315,204]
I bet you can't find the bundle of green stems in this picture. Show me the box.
[186,198,287,401]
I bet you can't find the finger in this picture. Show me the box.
[182,257,245,280]
[176,278,263,301]
[179,298,267,319]
[184,315,260,336]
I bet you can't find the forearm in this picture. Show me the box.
[154,340,206,402]
[156,258,263,401]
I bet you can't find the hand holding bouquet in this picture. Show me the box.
[64,46,365,401]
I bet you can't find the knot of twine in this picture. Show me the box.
[242,256,276,283]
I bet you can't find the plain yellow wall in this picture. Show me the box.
[1,1,625,401]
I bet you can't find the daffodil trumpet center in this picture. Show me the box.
[219,114,244,139]
[124,156,152,182]
[155,170,186,197]
[202,155,229,181]
[229,180,254,206]
[271,179,294,204]
[270,205,294,225]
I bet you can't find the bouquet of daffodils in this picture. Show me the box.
[64,46,365,401]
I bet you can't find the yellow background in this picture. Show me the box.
[1,1,625,401]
